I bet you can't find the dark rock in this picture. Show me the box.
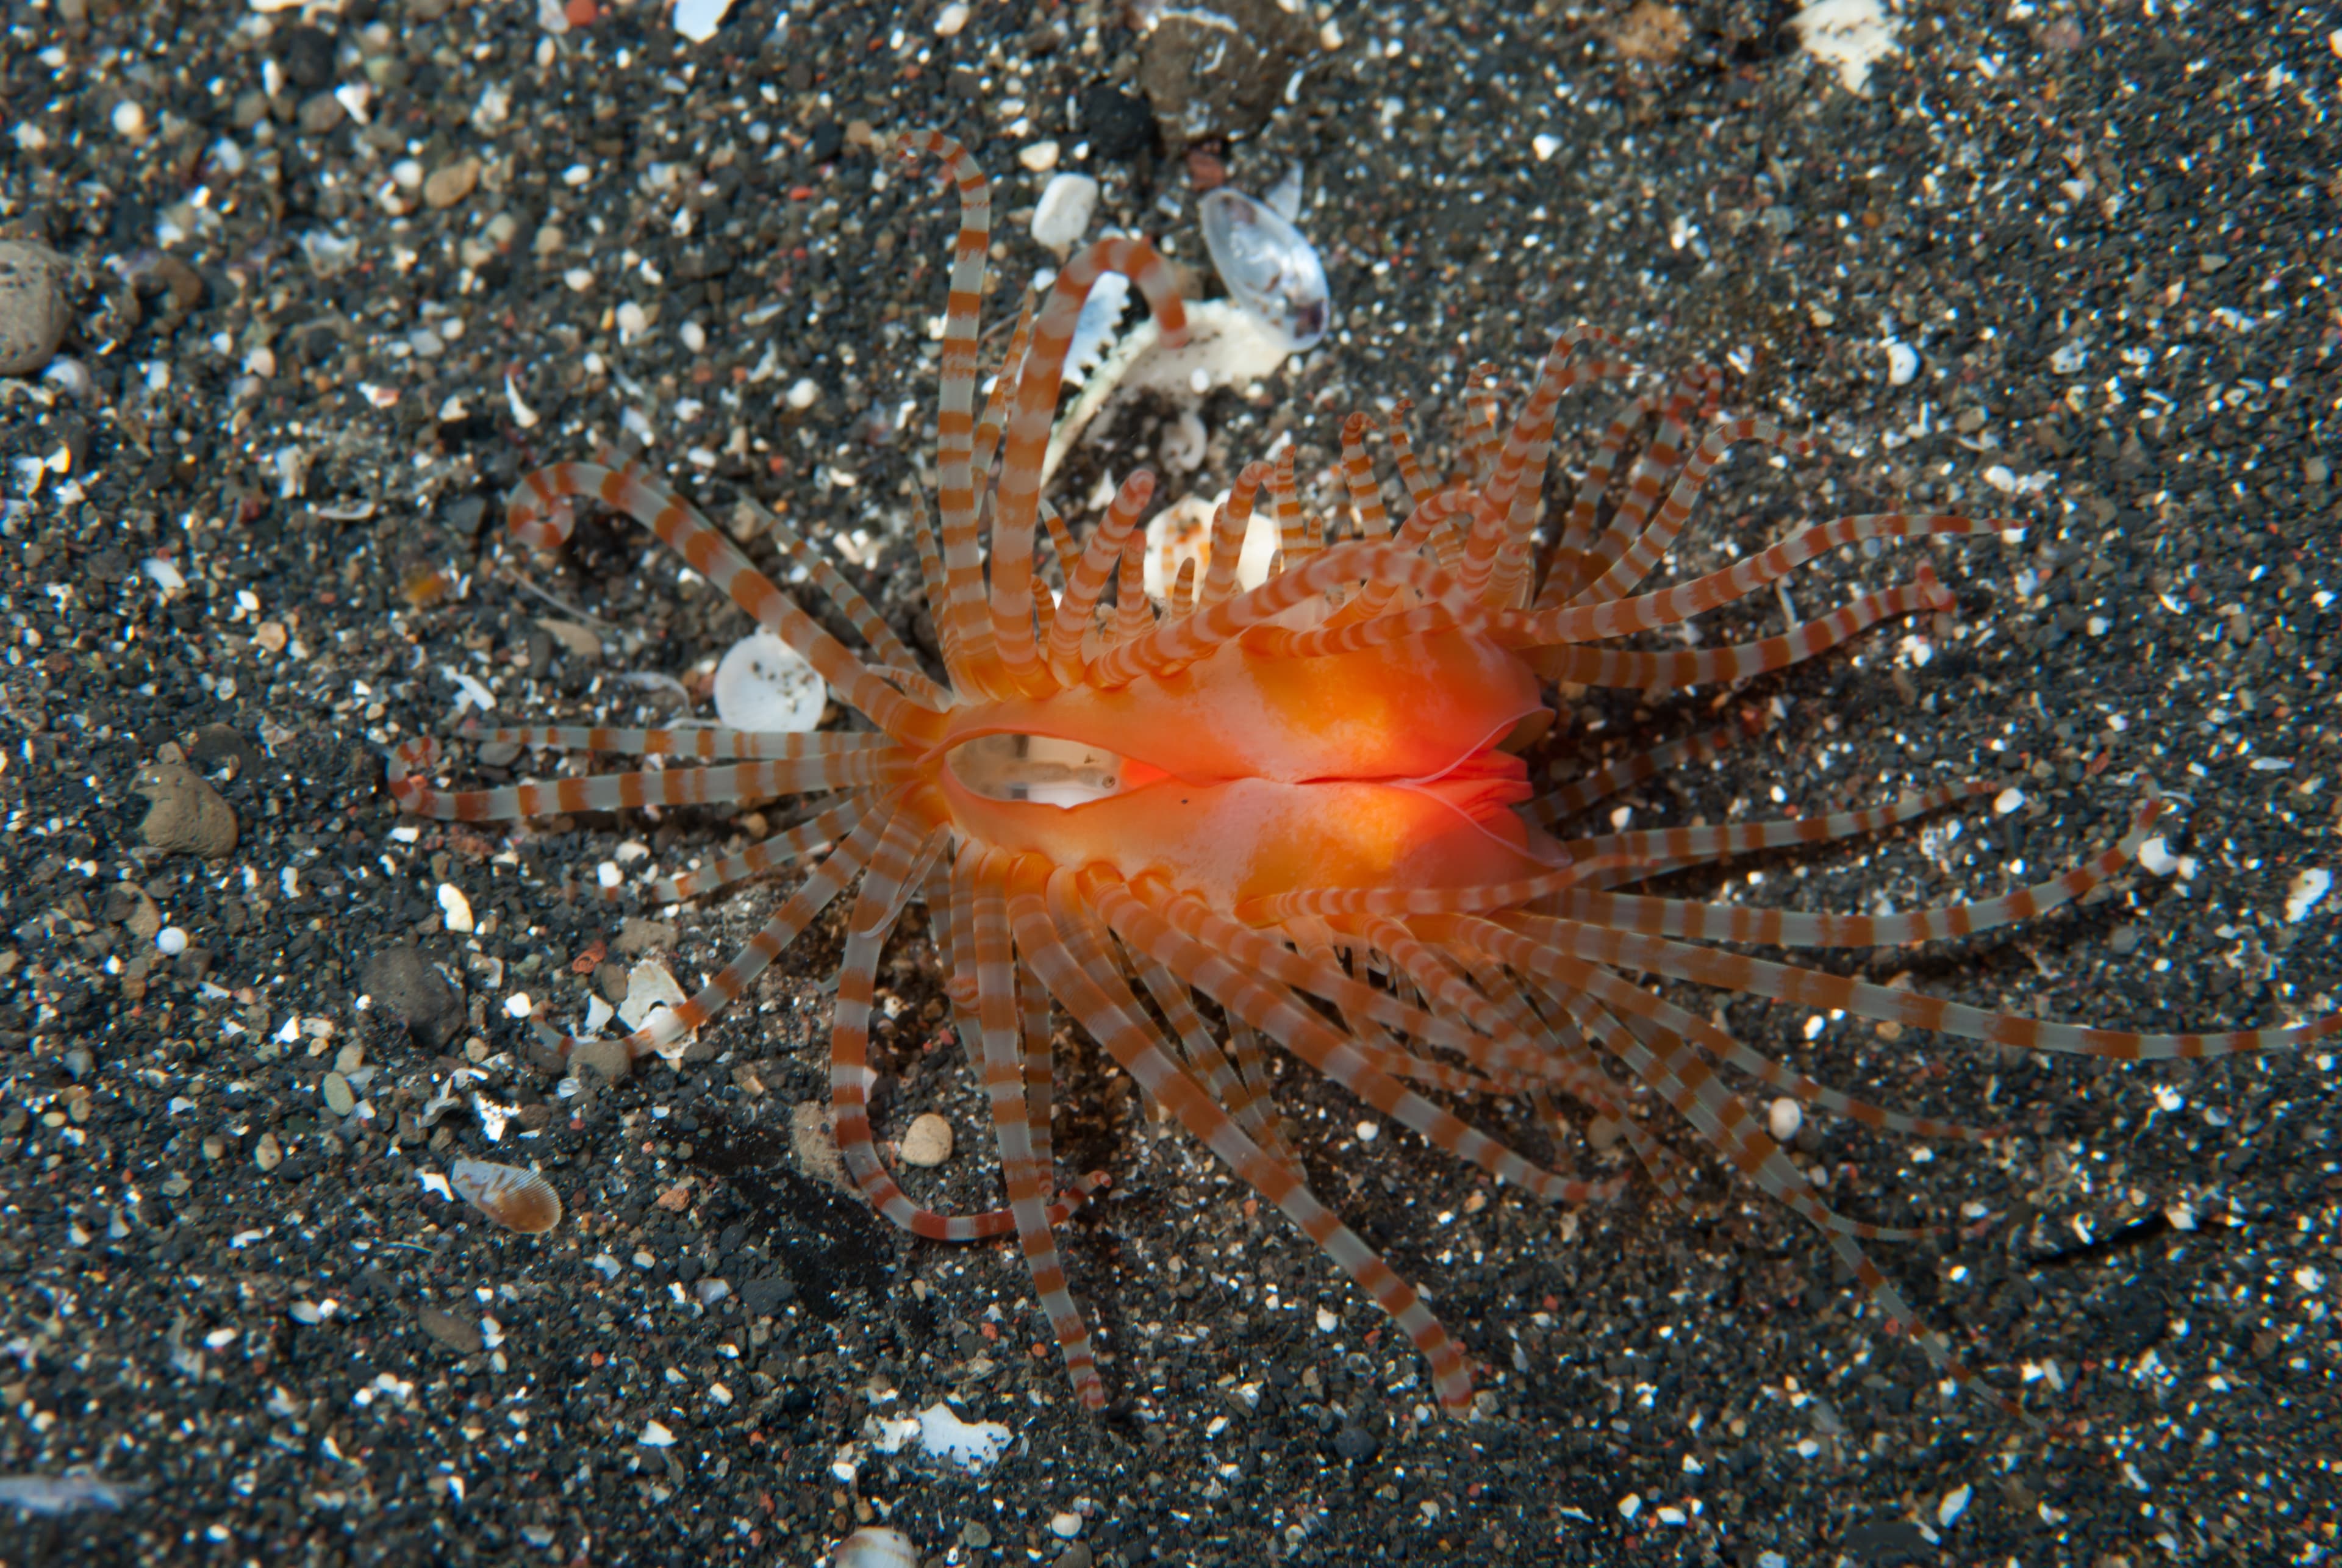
[1333,1419,1379,1462]
[361,946,463,1051]
[1079,85,1155,161]
[1137,0,1314,150]
[741,1273,795,1317]
[280,25,337,91]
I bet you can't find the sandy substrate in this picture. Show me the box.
[1,0,2338,1563]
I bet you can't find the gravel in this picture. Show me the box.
[1,0,2336,1564]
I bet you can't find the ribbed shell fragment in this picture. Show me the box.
[449,1158,564,1234]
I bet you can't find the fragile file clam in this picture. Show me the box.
[448,1157,564,1234]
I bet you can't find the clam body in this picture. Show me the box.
[448,1158,564,1234]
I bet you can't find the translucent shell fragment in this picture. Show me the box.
[449,1158,564,1234]
[833,1527,917,1568]
[1198,186,1331,351]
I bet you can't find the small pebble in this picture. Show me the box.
[110,99,147,140]
[1031,173,1100,251]
[0,241,70,377]
[437,884,475,933]
[155,926,188,957]
[134,762,239,859]
[785,376,820,410]
[423,156,481,209]
[1018,140,1062,173]
[1767,1097,1803,1144]
[321,1072,356,1117]
[253,1133,283,1172]
[898,1113,954,1168]
[933,2,969,35]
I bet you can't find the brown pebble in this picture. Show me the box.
[134,761,239,859]
[569,1035,632,1083]
[617,916,678,956]
[0,240,70,377]
[253,1132,283,1172]
[898,1112,954,1168]
[423,156,481,210]
[297,91,346,134]
[417,1306,482,1355]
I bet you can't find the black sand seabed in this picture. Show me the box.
[2,0,2338,1563]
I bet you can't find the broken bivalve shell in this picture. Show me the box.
[449,1158,564,1234]
[1198,184,1331,351]
[833,1527,917,1568]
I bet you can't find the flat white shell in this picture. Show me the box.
[1198,187,1331,351]
[712,631,823,734]
[833,1527,917,1568]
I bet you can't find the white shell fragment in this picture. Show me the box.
[713,631,824,734]
[2286,868,2333,923]
[1198,185,1331,351]
[834,1527,918,1568]
[449,1158,564,1234]
[671,0,735,44]
[898,1113,954,1168]
[1031,173,1100,251]
[869,1402,1012,1472]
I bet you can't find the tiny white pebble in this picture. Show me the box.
[2137,836,2180,876]
[1938,1483,1972,1527]
[2285,867,2332,923]
[1050,1513,1082,1539]
[563,267,596,293]
[1617,1492,1642,1521]
[1029,172,1100,250]
[1993,787,2025,815]
[504,992,534,1019]
[1767,1097,1803,1144]
[615,300,648,339]
[785,377,820,411]
[1885,340,1919,386]
[1533,132,1561,161]
[934,1,969,35]
[681,320,707,353]
[111,99,147,139]
[1355,1120,1380,1144]
[1316,1307,1337,1332]
[1017,140,1062,174]
[597,861,623,889]
[156,926,189,956]
[437,883,475,933]
[639,1420,676,1447]
[562,163,593,187]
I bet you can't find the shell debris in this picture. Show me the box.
[448,1158,564,1234]
[833,1527,917,1568]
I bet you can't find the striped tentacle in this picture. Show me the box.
[1554,780,1996,874]
[1110,526,1153,648]
[1506,911,2342,1063]
[1567,363,1721,596]
[1433,914,1989,1144]
[1463,337,1634,606]
[1459,362,1501,484]
[1527,725,1743,829]
[897,131,995,696]
[1270,446,1312,568]
[638,798,867,904]
[462,720,898,762]
[1564,417,1816,610]
[387,739,909,823]
[1339,412,1393,540]
[1047,471,1153,685]
[1090,537,1469,687]
[1199,460,1273,610]
[1004,857,1478,1414]
[1383,395,1435,509]
[757,509,952,711]
[1099,878,1622,1202]
[908,475,977,691]
[961,849,1103,1406]
[989,236,1187,693]
[1125,951,1286,1158]
[578,793,892,1066]
[1542,981,1941,1242]
[971,292,1039,490]
[1331,484,1488,632]
[1520,571,1952,693]
[1501,512,1999,650]
[506,460,941,745]
[1536,380,1666,606]
[1551,800,2161,948]
[1120,876,1514,1067]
